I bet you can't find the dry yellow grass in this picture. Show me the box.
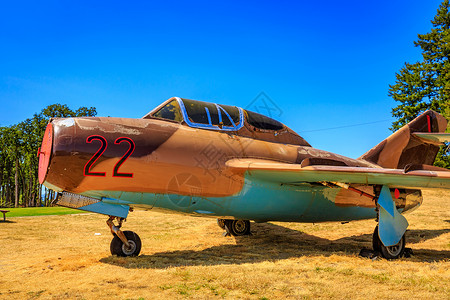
[0,189,449,299]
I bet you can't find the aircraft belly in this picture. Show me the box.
[220,177,377,222]
[89,175,377,222]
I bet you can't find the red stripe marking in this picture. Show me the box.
[427,115,431,132]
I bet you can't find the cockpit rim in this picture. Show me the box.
[143,97,287,133]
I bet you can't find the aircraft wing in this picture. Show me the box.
[226,158,450,189]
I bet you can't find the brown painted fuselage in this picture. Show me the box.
[39,97,449,222]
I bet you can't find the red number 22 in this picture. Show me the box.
[84,135,135,178]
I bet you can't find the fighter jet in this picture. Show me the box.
[38,97,450,259]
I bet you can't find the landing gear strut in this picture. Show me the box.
[217,219,251,236]
[372,226,405,259]
[107,216,141,257]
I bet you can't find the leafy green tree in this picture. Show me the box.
[41,104,97,119]
[389,0,450,168]
[0,103,97,207]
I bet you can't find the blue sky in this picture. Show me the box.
[0,0,444,158]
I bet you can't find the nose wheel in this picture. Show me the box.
[107,216,141,257]
[110,230,142,257]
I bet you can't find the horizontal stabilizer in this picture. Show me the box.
[413,133,450,143]
[404,164,450,173]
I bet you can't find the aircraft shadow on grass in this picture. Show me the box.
[100,222,450,269]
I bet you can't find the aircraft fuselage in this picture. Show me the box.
[39,116,421,223]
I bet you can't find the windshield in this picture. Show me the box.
[151,99,183,122]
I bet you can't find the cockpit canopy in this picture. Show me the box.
[144,97,284,132]
[143,97,310,146]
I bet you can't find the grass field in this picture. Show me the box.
[1,207,86,217]
[0,189,449,299]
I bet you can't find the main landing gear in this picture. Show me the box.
[362,185,408,259]
[372,225,406,259]
[107,216,141,257]
[217,218,251,236]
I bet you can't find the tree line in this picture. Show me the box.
[0,104,96,208]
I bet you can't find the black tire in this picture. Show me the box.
[372,226,382,252]
[373,226,405,259]
[224,219,251,236]
[110,230,142,257]
[217,218,226,230]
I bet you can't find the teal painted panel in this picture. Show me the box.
[81,173,378,222]
[78,201,129,219]
[83,190,158,208]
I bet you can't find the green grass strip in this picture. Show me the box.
[1,207,87,217]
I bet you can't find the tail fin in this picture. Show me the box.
[359,110,448,169]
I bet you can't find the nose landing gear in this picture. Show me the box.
[107,216,141,257]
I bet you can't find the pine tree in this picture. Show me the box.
[389,0,450,168]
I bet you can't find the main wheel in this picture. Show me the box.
[372,226,382,252]
[110,230,142,257]
[372,226,405,259]
[224,219,251,236]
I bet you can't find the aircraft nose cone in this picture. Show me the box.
[38,122,53,184]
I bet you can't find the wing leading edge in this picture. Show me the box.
[226,158,450,189]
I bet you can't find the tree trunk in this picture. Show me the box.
[6,184,10,207]
[30,176,35,207]
[14,157,19,208]
[44,188,48,207]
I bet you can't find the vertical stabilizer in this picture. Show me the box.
[359,110,448,169]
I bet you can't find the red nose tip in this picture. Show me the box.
[38,123,53,184]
